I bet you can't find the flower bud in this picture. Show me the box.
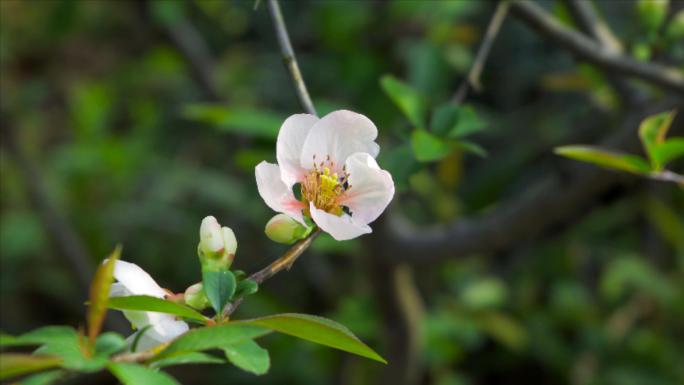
[264,214,310,244]
[199,216,224,255]
[221,226,237,256]
[184,283,209,310]
[198,216,238,270]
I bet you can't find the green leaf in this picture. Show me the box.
[0,326,75,347]
[638,110,676,170]
[16,370,64,385]
[450,106,485,138]
[380,75,427,128]
[600,256,675,305]
[108,295,208,322]
[31,331,105,372]
[554,145,651,174]
[183,104,283,139]
[430,104,486,138]
[0,354,62,380]
[637,0,668,33]
[108,363,181,385]
[159,324,270,358]
[455,140,488,157]
[460,277,507,309]
[236,313,386,364]
[430,104,460,136]
[153,352,225,368]
[202,270,237,315]
[94,332,127,357]
[412,129,452,162]
[476,311,528,351]
[88,245,121,345]
[652,138,684,168]
[223,339,270,375]
[8,328,117,372]
[235,279,259,298]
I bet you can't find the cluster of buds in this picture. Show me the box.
[198,216,237,270]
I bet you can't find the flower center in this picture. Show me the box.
[300,156,349,215]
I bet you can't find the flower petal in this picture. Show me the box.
[125,317,189,352]
[111,260,167,298]
[309,202,371,241]
[277,114,319,186]
[300,110,379,173]
[255,161,306,223]
[341,152,395,224]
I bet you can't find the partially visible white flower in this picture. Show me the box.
[255,110,395,241]
[108,260,189,351]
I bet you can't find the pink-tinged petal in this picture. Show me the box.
[277,114,319,186]
[309,202,371,241]
[111,260,167,298]
[341,152,395,224]
[300,110,379,173]
[255,161,306,224]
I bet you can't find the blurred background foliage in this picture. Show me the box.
[1,0,683,385]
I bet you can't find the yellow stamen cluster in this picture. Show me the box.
[301,156,349,215]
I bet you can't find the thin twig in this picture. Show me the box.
[511,0,684,95]
[453,1,510,104]
[267,0,318,116]
[650,170,684,186]
[222,229,321,317]
[561,0,622,53]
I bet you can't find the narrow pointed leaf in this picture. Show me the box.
[0,326,76,347]
[555,145,651,174]
[159,324,270,358]
[236,313,386,364]
[0,354,62,380]
[107,295,208,322]
[108,363,181,385]
[88,245,121,344]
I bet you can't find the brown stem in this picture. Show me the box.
[222,229,321,317]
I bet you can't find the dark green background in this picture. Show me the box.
[1,1,683,384]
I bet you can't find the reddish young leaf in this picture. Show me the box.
[87,245,122,346]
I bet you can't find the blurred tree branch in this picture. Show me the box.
[1,122,94,293]
[560,0,639,101]
[561,0,623,53]
[454,0,510,104]
[383,101,682,264]
[511,0,684,96]
[267,0,317,116]
[140,0,222,101]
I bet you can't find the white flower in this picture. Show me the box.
[108,260,189,351]
[255,110,395,241]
